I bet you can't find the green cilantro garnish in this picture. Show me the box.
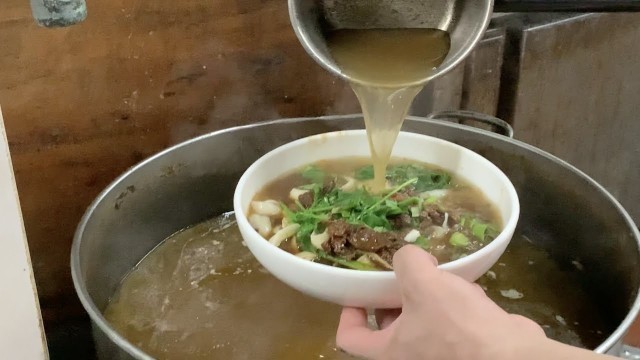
[353,164,451,192]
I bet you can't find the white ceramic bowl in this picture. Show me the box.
[233,130,519,308]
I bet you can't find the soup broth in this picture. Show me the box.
[248,158,502,270]
[325,28,451,190]
[326,28,451,87]
[104,213,612,359]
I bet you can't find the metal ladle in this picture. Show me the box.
[288,0,640,86]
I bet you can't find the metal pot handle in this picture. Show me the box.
[621,344,640,359]
[425,110,514,138]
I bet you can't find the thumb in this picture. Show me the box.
[393,245,440,306]
[336,308,392,359]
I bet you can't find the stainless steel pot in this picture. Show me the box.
[71,113,640,359]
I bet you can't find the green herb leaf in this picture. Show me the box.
[354,165,375,180]
[449,232,470,247]
[425,196,438,204]
[363,178,417,213]
[485,225,500,242]
[284,176,425,252]
[386,164,451,192]
[301,165,325,184]
[471,223,488,241]
[414,236,430,250]
[459,215,500,243]
[297,222,317,253]
[361,213,389,228]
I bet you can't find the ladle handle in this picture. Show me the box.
[494,0,640,12]
[425,110,514,138]
[621,344,640,359]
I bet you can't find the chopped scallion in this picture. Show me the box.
[410,206,421,218]
[414,236,430,250]
[450,232,470,247]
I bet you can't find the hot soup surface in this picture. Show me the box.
[104,213,612,359]
[248,158,503,270]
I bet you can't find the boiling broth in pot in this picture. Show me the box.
[104,213,612,359]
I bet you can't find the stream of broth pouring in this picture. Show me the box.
[325,28,451,190]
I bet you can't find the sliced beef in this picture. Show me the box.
[348,227,395,252]
[376,242,405,265]
[322,178,336,194]
[390,214,412,229]
[323,220,353,255]
[377,248,395,265]
[326,220,351,238]
[298,191,314,208]
[419,205,458,233]
[322,234,346,253]
[323,219,414,269]
[390,192,409,202]
[338,247,359,261]
[419,219,433,233]
[325,220,395,254]
[421,205,446,226]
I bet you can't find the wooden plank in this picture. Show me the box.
[460,27,506,116]
[0,106,48,359]
[408,63,465,116]
[508,13,640,224]
[501,12,640,350]
[411,25,506,118]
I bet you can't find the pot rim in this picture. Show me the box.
[70,114,640,358]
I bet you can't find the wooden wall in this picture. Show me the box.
[495,12,640,349]
[506,13,640,225]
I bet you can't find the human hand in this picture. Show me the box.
[335,245,547,360]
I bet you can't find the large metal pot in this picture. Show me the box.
[71,114,640,359]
